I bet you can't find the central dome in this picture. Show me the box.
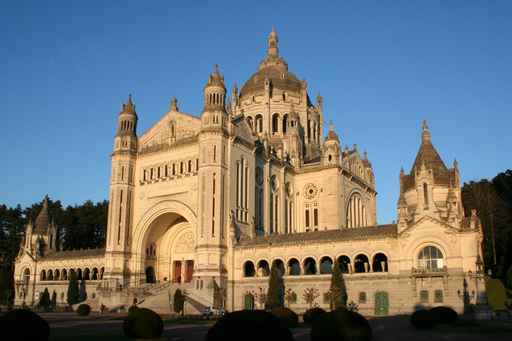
[240,28,303,98]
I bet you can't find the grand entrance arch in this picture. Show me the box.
[131,200,197,285]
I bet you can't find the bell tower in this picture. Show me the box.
[104,95,138,287]
[195,66,229,303]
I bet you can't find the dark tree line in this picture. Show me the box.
[0,197,108,304]
[462,169,512,280]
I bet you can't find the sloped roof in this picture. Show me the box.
[236,224,397,248]
[42,248,105,260]
[34,196,50,234]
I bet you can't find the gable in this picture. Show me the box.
[139,111,201,150]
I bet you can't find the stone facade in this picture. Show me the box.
[14,29,485,315]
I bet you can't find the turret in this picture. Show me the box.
[201,65,228,131]
[104,95,138,286]
[322,121,341,166]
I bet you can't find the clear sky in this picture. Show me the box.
[1,1,511,224]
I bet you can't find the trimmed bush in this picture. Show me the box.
[410,309,435,330]
[205,310,294,341]
[128,305,139,315]
[311,307,372,341]
[1,309,50,341]
[429,306,458,324]
[123,307,163,339]
[303,307,327,325]
[76,304,91,316]
[271,307,298,328]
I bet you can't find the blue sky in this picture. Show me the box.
[1,1,511,224]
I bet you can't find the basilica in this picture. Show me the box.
[14,29,485,316]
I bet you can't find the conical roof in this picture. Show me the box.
[34,196,50,234]
[410,121,447,174]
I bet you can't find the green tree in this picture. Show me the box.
[266,264,284,309]
[39,287,51,311]
[51,290,57,310]
[173,289,184,315]
[329,260,347,309]
[302,287,320,309]
[67,271,79,305]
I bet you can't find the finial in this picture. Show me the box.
[421,119,431,143]
[272,24,276,34]
[170,97,178,112]
[364,150,368,160]
[400,166,405,175]
[328,120,334,131]
[214,64,219,74]
[267,26,279,57]
[453,158,459,169]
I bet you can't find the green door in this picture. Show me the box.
[374,291,389,316]
[244,294,254,310]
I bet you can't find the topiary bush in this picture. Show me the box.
[303,307,327,325]
[128,305,139,315]
[271,307,298,328]
[429,306,458,324]
[410,309,435,330]
[310,307,372,341]
[1,309,50,341]
[205,310,294,341]
[76,304,91,316]
[123,307,163,339]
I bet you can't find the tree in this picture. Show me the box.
[266,264,284,309]
[39,288,50,311]
[329,260,347,309]
[173,289,185,315]
[67,272,79,305]
[79,279,87,302]
[51,290,57,310]
[303,288,320,309]
[284,288,297,308]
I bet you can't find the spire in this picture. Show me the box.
[170,97,178,112]
[120,94,136,115]
[267,25,279,58]
[34,195,50,234]
[325,120,339,142]
[421,119,431,143]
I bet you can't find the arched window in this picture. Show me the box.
[77,268,83,280]
[255,114,263,133]
[92,268,98,280]
[288,258,301,275]
[272,113,279,134]
[47,270,53,280]
[61,269,67,280]
[100,267,105,279]
[320,256,333,274]
[257,260,270,277]
[282,114,288,134]
[337,255,351,273]
[354,254,370,273]
[423,183,429,208]
[23,269,30,286]
[418,246,444,271]
[84,268,90,280]
[145,266,156,283]
[346,193,368,228]
[243,261,255,277]
[54,269,60,280]
[40,270,46,281]
[303,257,317,275]
[271,259,285,276]
[372,253,388,272]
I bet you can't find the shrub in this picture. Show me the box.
[205,310,293,341]
[311,307,372,341]
[1,309,50,341]
[486,278,507,311]
[123,307,163,339]
[128,305,139,315]
[410,309,435,330]
[303,307,327,325]
[271,307,298,328]
[76,304,91,316]
[429,306,458,324]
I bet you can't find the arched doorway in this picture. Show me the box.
[138,210,196,284]
[375,291,389,316]
[145,266,156,284]
[244,293,255,310]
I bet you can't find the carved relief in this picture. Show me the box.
[173,231,194,254]
[304,183,318,200]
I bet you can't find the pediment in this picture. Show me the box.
[398,214,459,237]
[232,114,255,146]
[139,111,201,150]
